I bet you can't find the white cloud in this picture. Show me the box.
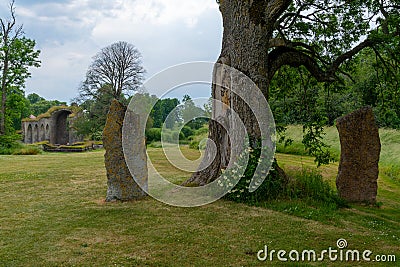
[14,0,222,102]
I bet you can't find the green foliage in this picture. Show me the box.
[285,168,346,208]
[187,125,209,150]
[27,93,67,117]
[181,95,207,130]
[180,126,194,138]
[90,131,103,141]
[73,85,114,139]
[1,37,41,89]
[146,128,162,143]
[0,134,40,155]
[0,134,22,155]
[26,93,44,104]
[219,141,344,209]
[12,146,41,155]
[302,121,336,166]
[0,34,41,134]
[6,90,30,131]
[151,98,180,129]
[223,147,287,204]
[270,47,400,130]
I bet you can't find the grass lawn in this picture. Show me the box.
[0,141,399,266]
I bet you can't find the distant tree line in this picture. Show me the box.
[74,91,208,142]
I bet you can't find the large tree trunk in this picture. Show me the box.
[185,0,286,186]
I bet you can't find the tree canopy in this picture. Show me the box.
[0,0,41,135]
[186,0,400,186]
[79,41,145,101]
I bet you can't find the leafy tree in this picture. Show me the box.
[180,95,207,130]
[0,0,41,135]
[350,47,400,128]
[74,85,116,140]
[7,89,29,131]
[27,93,67,116]
[75,42,145,139]
[79,41,145,101]
[152,98,180,129]
[203,97,212,118]
[186,0,400,186]
[26,93,44,104]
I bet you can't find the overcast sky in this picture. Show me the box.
[0,0,222,103]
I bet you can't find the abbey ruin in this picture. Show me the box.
[21,106,82,145]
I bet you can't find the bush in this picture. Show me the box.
[172,131,185,142]
[12,146,41,155]
[221,145,345,208]
[180,126,194,139]
[162,132,173,143]
[146,128,162,143]
[147,141,163,148]
[189,140,207,150]
[195,126,209,135]
[0,134,23,155]
[91,131,103,141]
[222,147,287,204]
[285,168,346,207]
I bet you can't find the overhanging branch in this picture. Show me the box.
[267,38,375,82]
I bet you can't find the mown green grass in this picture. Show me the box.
[0,141,399,266]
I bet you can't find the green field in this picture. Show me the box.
[0,129,399,266]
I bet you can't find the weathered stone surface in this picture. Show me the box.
[103,99,147,201]
[336,107,381,203]
[21,106,83,145]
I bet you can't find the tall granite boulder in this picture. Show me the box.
[103,99,147,201]
[336,107,381,203]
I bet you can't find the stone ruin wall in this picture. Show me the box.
[21,107,82,145]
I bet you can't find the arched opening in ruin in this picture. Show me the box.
[40,124,45,142]
[27,124,33,144]
[33,125,39,143]
[45,124,50,140]
[55,110,72,145]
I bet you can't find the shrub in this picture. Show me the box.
[195,126,209,135]
[285,168,346,207]
[189,140,199,149]
[180,126,194,139]
[0,134,23,155]
[147,141,163,148]
[12,146,41,155]
[221,144,345,208]
[146,128,162,143]
[189,140,207,150]
[222,147,287,204]
[171,131,185,143]
[162,132,173,143]
[91,131,103,141]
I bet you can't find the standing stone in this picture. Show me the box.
[103,99,147,201]
[336,107,381,203]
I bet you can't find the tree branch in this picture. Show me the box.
[266,0,292,24]
[268,38,375,82]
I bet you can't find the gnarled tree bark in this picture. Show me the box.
[184,0,396,187]
[184,0,289,186]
